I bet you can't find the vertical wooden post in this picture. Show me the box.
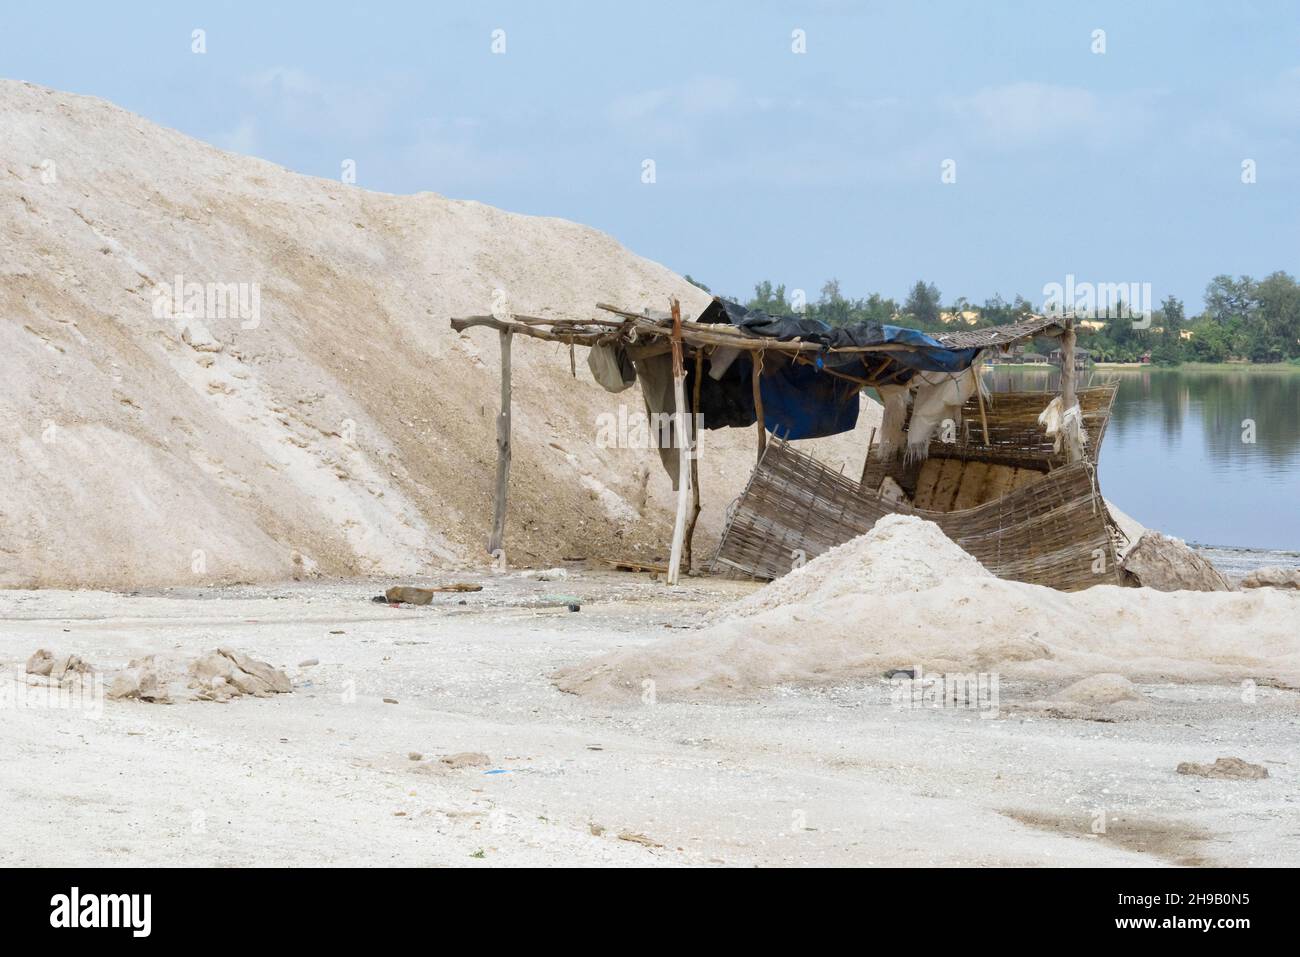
[858,427,877,489]
[974,362,991,446]
[752,350,766,462]
[488,328,512,556]
[666,299,690,586]
[1059,318,1079,463]
[683,347,704,572]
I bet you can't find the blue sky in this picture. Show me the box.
[4,1,1298,309]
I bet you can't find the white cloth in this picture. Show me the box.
[876,384,911,459]
[1038,396,1088,460]
[906,367,978,460]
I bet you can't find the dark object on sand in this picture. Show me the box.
[382,583,484,606]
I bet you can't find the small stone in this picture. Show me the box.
[298,658,319,667]
[1176,756,1269,780]
[108,657,170,703]
[26,649,91,683]
[385,586,434,605]
[180,318,223,353]
[1241,566,1300,590]
[408,752,423,761]
[383,697,398,704]
[25,649,56,677]
[1056,674,1144,706]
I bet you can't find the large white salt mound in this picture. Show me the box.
[718,514,991,621]
[0,80,884,587]
[556,518,1300,702]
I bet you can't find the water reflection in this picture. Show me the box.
[986,367,1299,550]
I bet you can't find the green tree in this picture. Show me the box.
[1203,275,1256,325]
[818,278,852,326]
[904,280,942,327]
[1251,271,1300,361]
[1151,295,1186,364]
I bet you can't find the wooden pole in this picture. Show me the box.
[1060,319,1077,411]
[683,348,704,572]
[859,426,877,489]
[974,363,991,446]
[666,299,691,586]
[752,350,766,462]
[487,328,512,556]
[1059,318,1079,463]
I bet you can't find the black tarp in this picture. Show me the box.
[696,298,981,375]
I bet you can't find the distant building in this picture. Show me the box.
[989,346,1048,364]
[1049,347,1092,369]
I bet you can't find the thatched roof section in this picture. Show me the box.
[930,314,1067,349]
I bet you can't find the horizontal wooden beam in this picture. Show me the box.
[450,315,606,346]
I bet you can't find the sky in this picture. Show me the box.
[3,0,1298,310]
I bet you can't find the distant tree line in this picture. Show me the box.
[720,273,1300,365]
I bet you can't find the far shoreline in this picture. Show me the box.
[987,361,1300,373]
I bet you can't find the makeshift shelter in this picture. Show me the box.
[451,297,1121,589]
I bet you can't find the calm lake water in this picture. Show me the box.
[985,366,1300,552]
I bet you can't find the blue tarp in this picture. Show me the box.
[758,357,860,440]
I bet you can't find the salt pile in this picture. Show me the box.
[0,79,881,588]
[555,515,1300,702]
[716,514,991,620]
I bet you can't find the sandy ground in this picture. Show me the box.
[3,571,1296,867]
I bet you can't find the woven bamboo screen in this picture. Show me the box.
[713,440,1124,591]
